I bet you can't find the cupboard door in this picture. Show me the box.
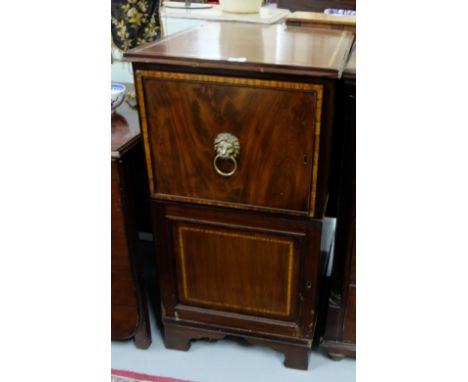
[154,202,322,338]
[174,221,301,320]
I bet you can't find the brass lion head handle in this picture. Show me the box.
[213,132,240,177]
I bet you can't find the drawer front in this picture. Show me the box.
[153,202,322,338]
[136,70,323,216]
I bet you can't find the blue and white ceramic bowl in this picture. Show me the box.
[324,8,356,16]
[111,82,127,111]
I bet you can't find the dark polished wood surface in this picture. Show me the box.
[322,48,356,358]
[111,96,152,348]
[111,160,139,338]
[163,320,312,369]
[127,22,349,369]
[286,11,356,36]
[278,0,355,13]
[175,222,301,320]
[154,202,322,330]
[153,201,322,369]
[342,283,356,342]
[139,71,321,216]
[125,22,354,78]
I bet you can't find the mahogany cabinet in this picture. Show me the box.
[125,22,354,369]
[111,100,152,349]
[278,0,355,13]
[322,46,356,358]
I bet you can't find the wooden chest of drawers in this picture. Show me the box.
[125,22,354,369]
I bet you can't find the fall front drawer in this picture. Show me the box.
[136,70,324,216]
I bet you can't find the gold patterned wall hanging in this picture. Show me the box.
[111,0,161,51]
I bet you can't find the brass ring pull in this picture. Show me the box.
[213,132,240,177]
[213,154,237,177]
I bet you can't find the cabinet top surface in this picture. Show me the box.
[124,21,354,78]
[111,86,140,158]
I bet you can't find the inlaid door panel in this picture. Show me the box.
[153,202,323,338]
[173,222,302,320]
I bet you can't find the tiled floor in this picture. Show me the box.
[111,307,356,382]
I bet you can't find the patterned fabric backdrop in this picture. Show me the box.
[111,0,161,51]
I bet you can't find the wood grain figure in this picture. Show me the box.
[125,23,355,369]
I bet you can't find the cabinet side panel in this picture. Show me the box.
[111,160,139,338]
[342,286,356,343]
